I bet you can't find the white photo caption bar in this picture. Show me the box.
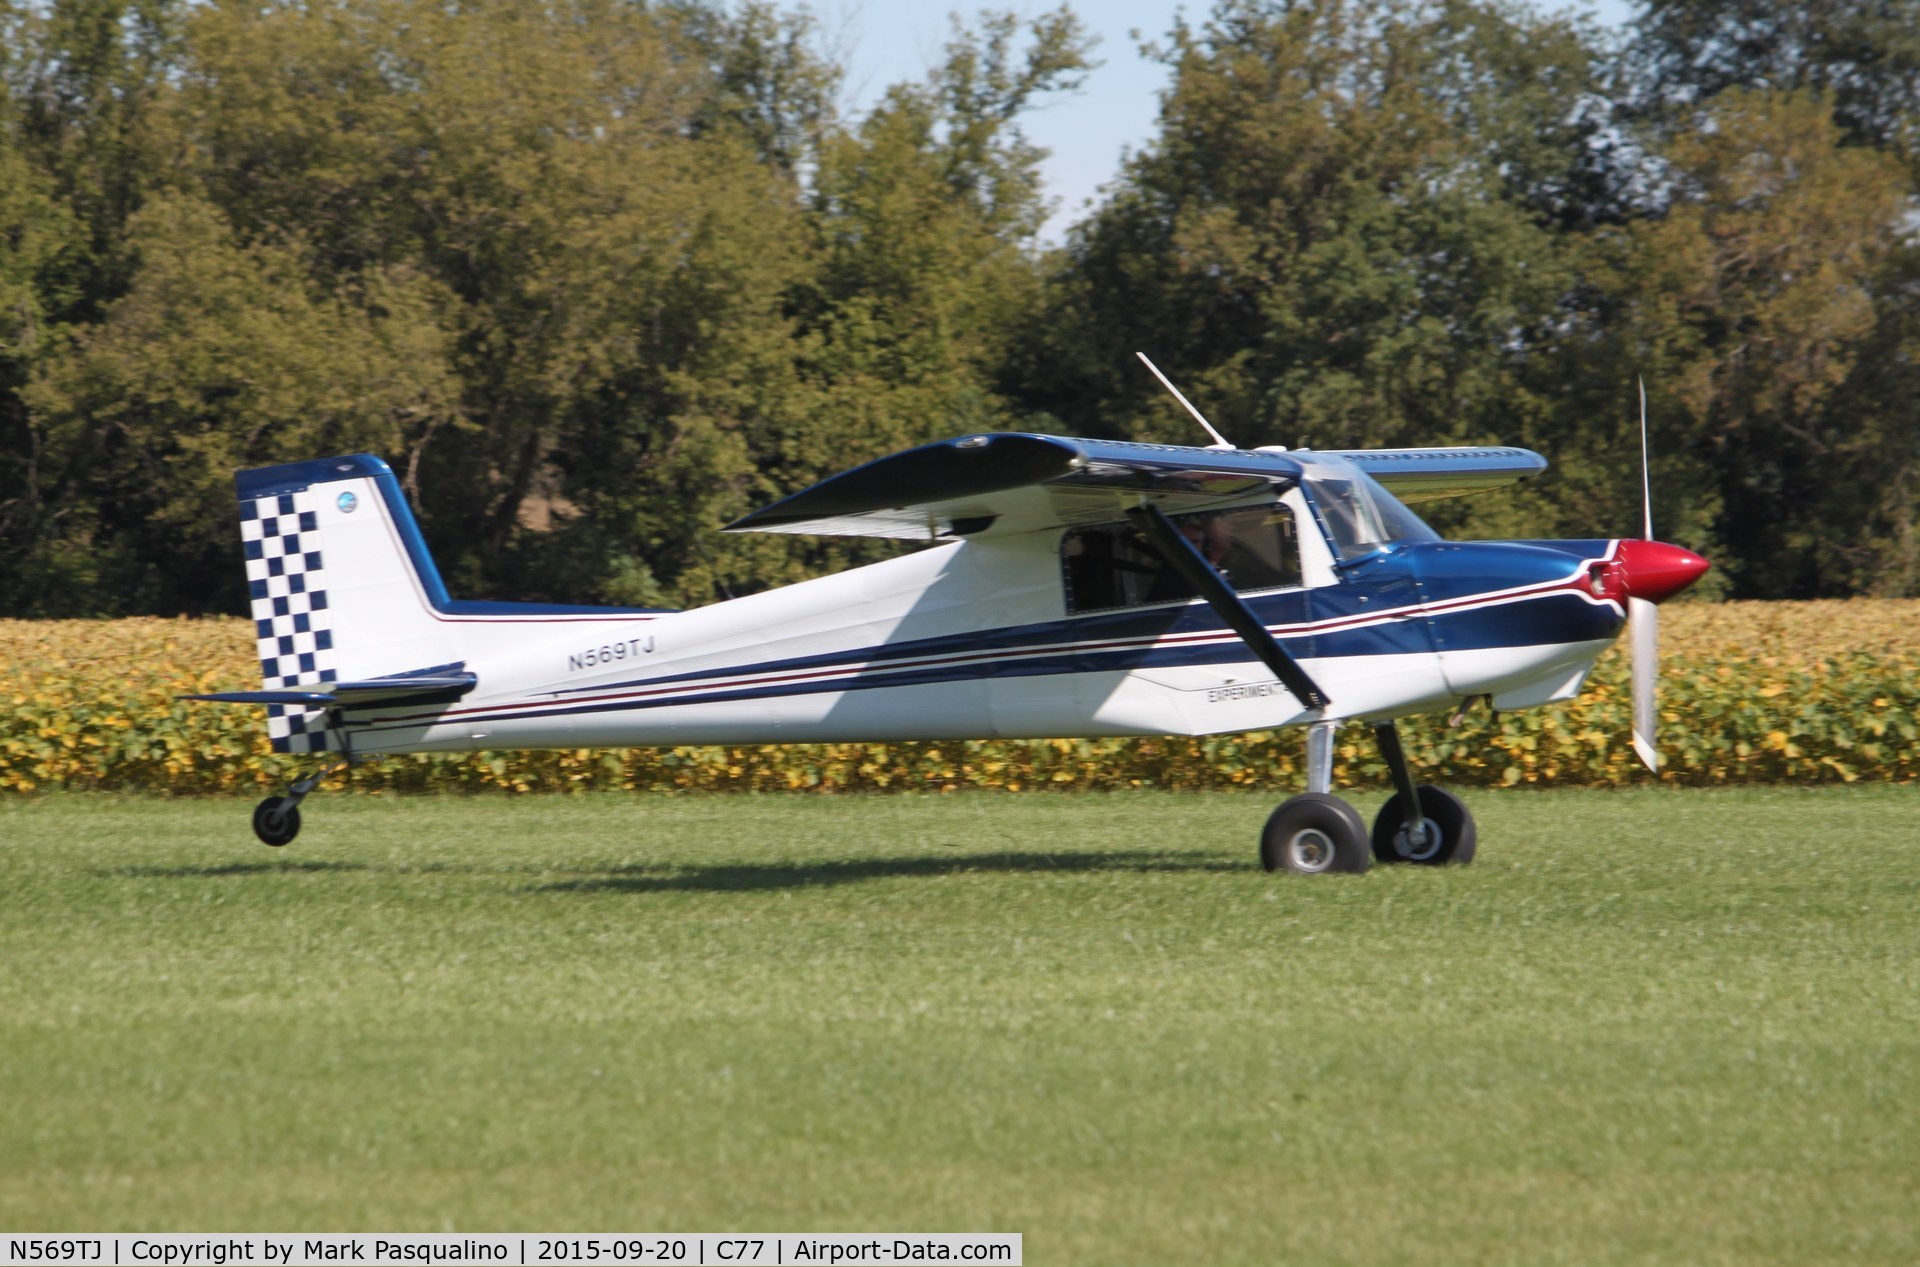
[1,1236,1021,1267]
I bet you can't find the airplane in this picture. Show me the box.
[185,375,1709,874]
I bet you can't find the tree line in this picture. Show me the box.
[2,0,1916,616]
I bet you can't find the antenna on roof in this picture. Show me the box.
[1135,352,1234,450]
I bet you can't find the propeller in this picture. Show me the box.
[1630,378,1659,771]
[1617,379,1715,770]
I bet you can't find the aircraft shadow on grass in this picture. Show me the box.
[93,851,1232,892]
[105,859,369,879]
[536,849,1243,896]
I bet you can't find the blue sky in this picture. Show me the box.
[798,0,1635,243]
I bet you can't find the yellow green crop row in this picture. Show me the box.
[4,604,1918,794]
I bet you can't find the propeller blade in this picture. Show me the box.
[1638,376,1653,540]
[1629,595,1659,771]
[1629,377,1661,772]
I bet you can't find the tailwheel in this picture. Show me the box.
[250,757,346,848]
[1262,793,1372,875]
[252,796,302,848]
[1371,785,1475,865]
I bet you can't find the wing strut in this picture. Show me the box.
[1125,504,1331,711]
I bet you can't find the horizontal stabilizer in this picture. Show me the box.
[180,690,340,705]
[182,669,477,709]
[328,672,478,703]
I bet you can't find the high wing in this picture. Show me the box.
[724,433,1301,540]
[1311,446,1547,503]
[725,434,1547,539]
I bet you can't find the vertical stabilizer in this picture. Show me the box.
[236,456,460,752]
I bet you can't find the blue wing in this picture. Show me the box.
[725,433,1304,539]
[725,434,1546,538]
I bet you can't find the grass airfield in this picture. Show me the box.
[2,788,1917,1264]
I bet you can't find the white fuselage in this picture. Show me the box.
[332,491,1617,757]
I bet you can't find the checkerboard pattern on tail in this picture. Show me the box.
[241,490,342,753]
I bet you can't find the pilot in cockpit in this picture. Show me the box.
[1145,513,1229,602]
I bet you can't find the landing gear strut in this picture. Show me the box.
[251,759,349,848]
[1260,719,1476,873]
[1368,720,1475,865]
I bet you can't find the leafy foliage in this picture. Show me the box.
[1,0,1918,610]
[0,0,1089,613]
[1025,0,1592,471]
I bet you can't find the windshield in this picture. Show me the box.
[1298,458,1441,561]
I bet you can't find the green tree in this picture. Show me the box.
[71,0,823,607]
[22,193,462,612]
[1806,243,1920,596]
[614,5,1097,599]
[1628,0,1920,165]
[0,0,1098,615]
[1605,91,1911,596]
[138,0,1090,609]
[787,8,1092,481]
[11,0,174,316]
[0,2,111,611]
[1612,1,1920,595]
[1021,0,1600,541]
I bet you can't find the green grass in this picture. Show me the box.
[3,788,1918,1263]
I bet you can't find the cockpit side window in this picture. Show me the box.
[1061,503,1301,615]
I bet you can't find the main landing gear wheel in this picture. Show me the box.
[252,796,302,848]
[1262,793,1372,875]
[1371,785,1476,865]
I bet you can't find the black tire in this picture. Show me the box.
[1370,785,1476,865]
[1261,793,1372,875]
[252,796,301,848]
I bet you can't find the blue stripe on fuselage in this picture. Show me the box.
[552,539,1619,699]
[370,588,1621,733]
